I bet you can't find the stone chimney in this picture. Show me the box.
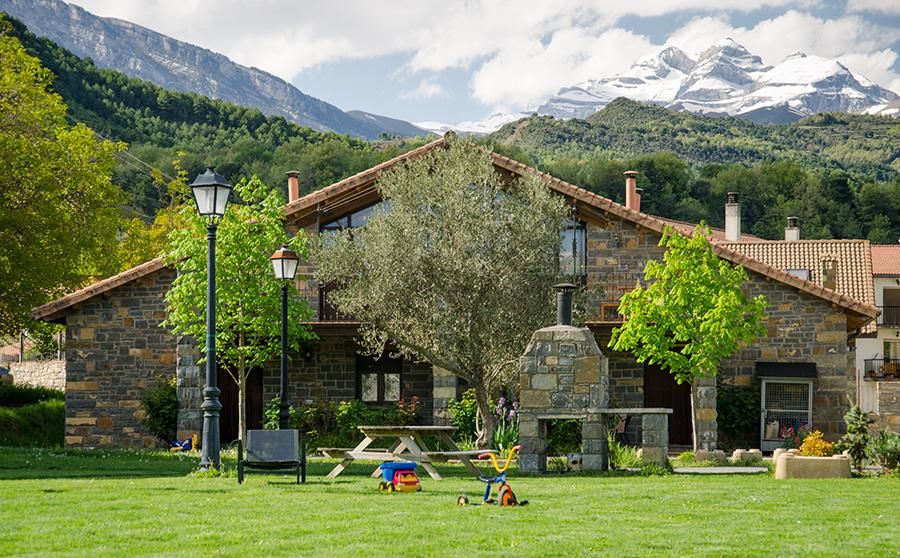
[286,170,301,203]
[725,192,741,242]
[785,216,800,241]
[624,171,640,211]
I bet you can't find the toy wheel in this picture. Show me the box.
[498,485,518,507]
[416,485,422,492]
[387,483,395,492]
[378,481,387,491]
[457,495,469,506]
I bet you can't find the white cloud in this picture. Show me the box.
[470,27,656,110]
[70,0,900,112]
[400,78,447,99]
[846,0,900,15]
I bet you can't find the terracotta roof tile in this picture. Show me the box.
[871,244,900,276]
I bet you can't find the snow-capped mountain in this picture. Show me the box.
[539,38,899,125]
[415,112,532,136]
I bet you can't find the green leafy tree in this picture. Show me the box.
[0,25,124,335]
[610,224,767,450]
[163,176,315,442]
[313,139,568,447]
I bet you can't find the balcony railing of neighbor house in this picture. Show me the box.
[877,306,900,327]
[864,358,900,379]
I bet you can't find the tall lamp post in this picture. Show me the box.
[270,246,300,429]
[190,168,232,471]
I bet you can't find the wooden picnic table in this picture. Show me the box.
[324,425,492,480]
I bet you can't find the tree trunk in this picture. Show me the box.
[473,383,496,450]
[690,386,699,452]
[238,365,247,444]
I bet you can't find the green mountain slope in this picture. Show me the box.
[491,98,900,181]
[2,14,427,218]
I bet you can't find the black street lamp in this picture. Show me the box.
[191,168,232,471]
[270,246,300,430]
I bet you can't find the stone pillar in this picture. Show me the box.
[641,413,669,466]
[431,366,458,426]
[176,335,203,440]
[692,376,718,450]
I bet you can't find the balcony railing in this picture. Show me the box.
[864,358,900,379]
[877,306,900,327]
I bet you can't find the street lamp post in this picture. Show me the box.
[270,246,300,430]
[190,168,232,471]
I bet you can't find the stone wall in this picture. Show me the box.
[65,268,177,448]
[9,360,65,391]
[876,381,900,431]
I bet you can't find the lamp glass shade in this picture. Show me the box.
[190,169,232,218]
[270,247,300,280]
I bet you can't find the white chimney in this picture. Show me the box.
[624,170,640,211]
[785,216,800,241]
[286,170,300,203]
[725,192,741,242]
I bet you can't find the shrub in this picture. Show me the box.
[546,419,581,456]
[139,377,178,443]
[608,435,642,469]
[869,429,900,473]
[717,379,760,448]
[835,405,874,473]
[262,397,421,451]
[448,389,477,441]
[798,430,835,457]
[0,383,63,407]
[492,396,519,453]
[0,399,64,446]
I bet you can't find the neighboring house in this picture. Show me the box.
[34,135,881,450]
[856,244,900,430]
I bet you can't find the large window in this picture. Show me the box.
[559,219,587,278]
[356,354,402,403]
[320,201,391,232]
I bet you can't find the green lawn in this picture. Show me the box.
[1,447,898,557]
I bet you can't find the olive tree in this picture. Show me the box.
[610,224,767,451]
[313,139,567,447]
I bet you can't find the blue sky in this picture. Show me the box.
[74,1,900,124]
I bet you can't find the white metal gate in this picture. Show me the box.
[760,378,813,452]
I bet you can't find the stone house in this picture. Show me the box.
[34,135,880,450]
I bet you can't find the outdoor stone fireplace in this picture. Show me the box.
[517,284,610,472]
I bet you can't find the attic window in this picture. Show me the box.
[786,269,810,280]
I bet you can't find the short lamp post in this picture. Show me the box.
[190,168,232,471]
[270,246,300,430]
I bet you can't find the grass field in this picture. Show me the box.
[1,447,898,557]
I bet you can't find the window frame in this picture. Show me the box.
[355,354,402,404]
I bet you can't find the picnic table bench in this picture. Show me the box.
[324,425,495,480]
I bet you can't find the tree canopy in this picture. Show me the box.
[162,176,315,442]
[609,224,767,449]
[312,139,568,447]
[0,24,124,335]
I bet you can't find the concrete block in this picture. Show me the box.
[641,447,668,466]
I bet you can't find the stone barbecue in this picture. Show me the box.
[517,284,671,472]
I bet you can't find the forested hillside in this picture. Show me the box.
[488,99,900,241]
[3,15,428,218]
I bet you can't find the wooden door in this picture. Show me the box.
[643,364,692,446]
[217,365,264,444]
